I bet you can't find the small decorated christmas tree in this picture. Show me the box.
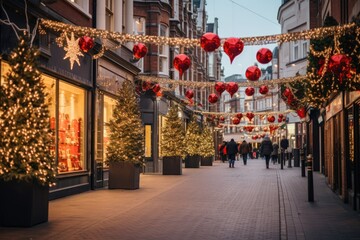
[0,35,56,186]
[106,79,145,166]
[200,125,215,158]
[161,105,186,158]
[184,115,203,156]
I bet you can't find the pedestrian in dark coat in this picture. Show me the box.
[226,139,238,168]
[239,140,250,165]
[271,143,279,164]
[260,136,273,169]
[280,136,289,163]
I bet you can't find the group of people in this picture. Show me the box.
[218,136,290,169]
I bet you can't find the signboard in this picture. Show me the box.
[325,92,343,121]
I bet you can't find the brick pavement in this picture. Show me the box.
[0,159,359,240]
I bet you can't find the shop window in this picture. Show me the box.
[42,75,56,159]
[145,125,152,158]
[58,82,86,173]
[103,95,116,165]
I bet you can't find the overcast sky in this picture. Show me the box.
[206,0,282,78]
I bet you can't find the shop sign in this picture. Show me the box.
[325,92,343,121]
[345,91,360,106]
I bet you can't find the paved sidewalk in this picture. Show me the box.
[0,159,360,240]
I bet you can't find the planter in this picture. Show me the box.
[163,156,182,175]
[201,156,213,166]
[185,155,201,168]
[0,180,49,227]
[109,161,140,190]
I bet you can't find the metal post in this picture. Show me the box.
[287,150,292,168]
[300,148,306,177]
[280,150,284,170]
[307,154,314,202]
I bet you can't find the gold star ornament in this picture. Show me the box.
[63,32,83,70]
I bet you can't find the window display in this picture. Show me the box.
[103,95,116,165]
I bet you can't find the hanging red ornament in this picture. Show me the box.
[245,87,255,96]
[256,48,273,64]
[78,36,94,52]
[219,116,225,122]
[245,126,254,132]
[236,113,243,120]
[283,88,292,97]
[232,117,240,125]
[278,114,284,119]
[185,89,194,99]
[152,84,161,93]
[246,112,254,121]
[133,43,148,59]
[173,54,191,78]
[278,118,282,123]
[263,127,268,132]
[296,107,306,119]
[200,33,221,52]
[259,85,269,95]
[245,66,261,81]
[223,37,244,63]
[252,135,258,140]
[214,82,226,96]
[142,81,152,91]
[329,54,353,83]
[283,117,286,122]
[267,115,275,123]
[225,82,239,98]
[208,93,218,104]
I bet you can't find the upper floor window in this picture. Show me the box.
[134,17,146,35]
[173,0,179,19]
[68,0,89,13]
[106,0,114,31]
[293,40,299,61]
[159,24,169,74]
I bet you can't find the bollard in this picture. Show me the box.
[287,151,292,168]
[280,150,284,170]
[307,154,314,202]
[300,148,306,177]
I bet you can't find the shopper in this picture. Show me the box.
[239,140,250,165]
[271,142,279,164]
[260,136,273,169]
[226,139,238,168]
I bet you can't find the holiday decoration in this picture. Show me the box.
[152,83,161,93]
[236,113,243,120]
[267,115,275,123]
[232,117,240,125]
[215,82,226,96]
[278,118,282,123]
[246,112,255,121]
[245,87,255,96]
[283,88,292,97]
[142,81,152,91]
[259,85,269,95]
[296,107,306,119]
[185,89,194,99]
[245,66,261,81]
[185,116,203,156]
[244,126,254,132]
[225,82,239,97]
[219,116,225,122]
[133,43,148,60]
[78,36,94,52]
[328,54,353,83]
[173,54,191,78]
[256,48,272,64]
[200,32,221,52]
[63,32,83,70]
[252,135,258,140]
[199,126,215,158]
[156,91,163,99]
[278,114,284,119]
[223,37,244,63]
[208,93,218,104]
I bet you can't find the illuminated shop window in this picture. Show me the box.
[145,125,152,158]
[58,82,86,173]
[103,95,116,165]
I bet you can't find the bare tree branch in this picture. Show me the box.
[0,0,20,39]
[24,0,30,36]
[30,18,40,47]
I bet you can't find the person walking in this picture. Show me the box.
[239,140,250,165]
[260,136,273,169]
[248,143,253,159]
[219,141,227,163]
[226,139,238,168]
[280,136,289,164]
[271,142,279,164]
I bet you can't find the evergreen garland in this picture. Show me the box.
[0,36,56,186]
[106,80,145,166]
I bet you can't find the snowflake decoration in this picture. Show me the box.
[63,32,83,70]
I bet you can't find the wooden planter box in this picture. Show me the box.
[185,155,201,168]
[201,156,213,166]
[163,156,182,175]
[0,180,49,227]
[109,161,140,190]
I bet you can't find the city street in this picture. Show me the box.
[1,158,360,240]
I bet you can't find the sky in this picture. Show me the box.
[206,0,282,78]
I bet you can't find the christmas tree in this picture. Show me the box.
[161,104,186,158]
[106,79,145,166]
[0,35,56,186]
[200,125,215,157]
[184,115,203,156]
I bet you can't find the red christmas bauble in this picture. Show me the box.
[133,43,148,59]
[78,36,94,52]
[329,54,353,83]
[259,85,269,95]
[283,88,292,97]
[245,66,261,81]
[142,81,151,91]
[214,82,226,96]
[219,116,225,122]
[256,48,273,64]
[245,126,254,132]
[245,87,255,96]
[232,117,240,125]
[252,135,258,140]
[278,118,282,123]
[152,84,161,93]
[283,117,286,122]
[297,107,306,119]
[225,82,239,98]
[200,33,221,52]
[267,115,275,123]
[173,54,191,78]
[278,114,284,119]
[223,37,244,63]
[185,89,194,99]
[208,93,218,104]
[246,112,254,121]
[236,113,243,120]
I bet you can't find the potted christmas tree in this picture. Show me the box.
[200,125,215,166]
[0,35,57,227]
[106,79,145,190]
[184,115,202,168]
[161,104,186,175]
